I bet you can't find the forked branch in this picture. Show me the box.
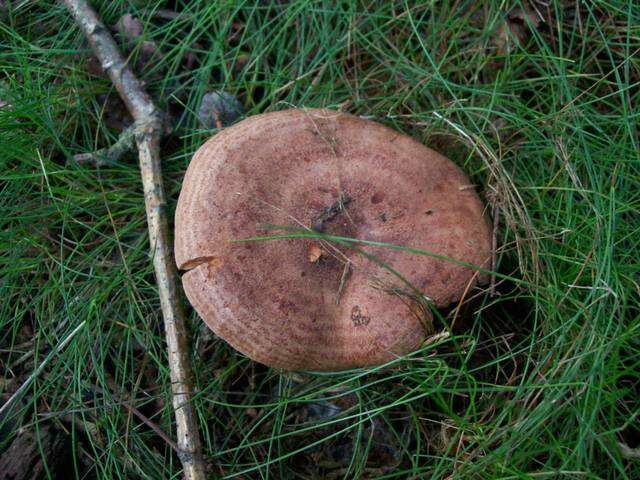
[62,1,205,478]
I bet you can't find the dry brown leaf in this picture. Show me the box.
[307,242,323,263]
[510,5,542,28]
[495,5,543,56]
[114,13,143,42]
[198,91,243,129]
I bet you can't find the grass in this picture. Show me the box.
[1,0,639,478]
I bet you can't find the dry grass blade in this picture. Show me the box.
[0,321,86,420]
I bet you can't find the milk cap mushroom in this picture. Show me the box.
[175,108,492,371]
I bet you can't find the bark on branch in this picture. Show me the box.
[62,1,206,478]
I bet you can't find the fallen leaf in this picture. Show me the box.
[495,4,543,56]
[0,425,73,479]
[198,91,243,129]
[510,5,542,28]
[114,13,143,43]
[496,20,525,56]
[112,13,161,75]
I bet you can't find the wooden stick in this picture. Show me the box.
[62,2,206,478]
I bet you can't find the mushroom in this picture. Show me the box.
[175,108,492,371]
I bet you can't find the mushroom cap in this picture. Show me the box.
[175,109,492,371]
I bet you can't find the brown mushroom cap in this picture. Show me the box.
[175,108,492,371]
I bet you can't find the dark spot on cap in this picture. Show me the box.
[371,192,385,204]
[351,305,371,326]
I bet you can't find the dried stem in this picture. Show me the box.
[62,1,205,478]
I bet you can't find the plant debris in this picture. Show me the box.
[307,242,323,263]
[198,90,243,129]
[0,425,76,479]
[312,195,352,232]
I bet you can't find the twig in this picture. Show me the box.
[71,124,136,167]
[104,371,180,455]
[62,1,206,478]
[123,402,180,454]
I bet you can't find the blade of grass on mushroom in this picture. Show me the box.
[233,228,531,289]
[243,228,480,340]
[259,222,431,313]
